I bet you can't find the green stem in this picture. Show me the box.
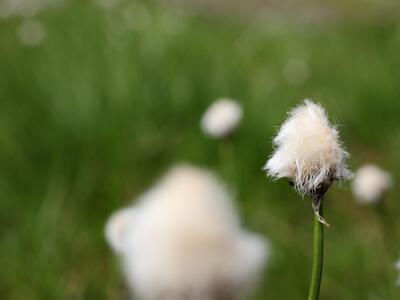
[217,139,236,184]
[376,199,397,258]
[308,203,324,300]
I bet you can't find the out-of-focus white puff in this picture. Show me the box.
[105,207,136,255]
[352,164,392,204]
[105,165,269,300]
[395,260,400,286]
[264,99,351,195]
[201,98,243,139]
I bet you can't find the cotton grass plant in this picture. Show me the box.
[353,164,396,257]
[264,100,352,300]
[105,165,269,300]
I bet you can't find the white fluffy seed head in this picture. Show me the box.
[264,99,352,195]
[201,98,243,139]
[395,260,400,286]
[105,207,136,255]
[17,19,46,47]
[105,165,269,300]
[352,164,392,204]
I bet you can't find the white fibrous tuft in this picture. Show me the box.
[264,99,352,196]
[352,164,392,204]
[105,165,269,300]
[201,98,243,139]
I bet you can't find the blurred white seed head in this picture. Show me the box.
[105,207,136,255]
[201,98,243,139]
[395,260,400,286]
[264,100,352,196]
[352,164,392,204]
[17,19,46,47]
[105,165,269,300]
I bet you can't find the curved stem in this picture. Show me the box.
[308,203,324,300]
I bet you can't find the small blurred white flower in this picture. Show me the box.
[264,99,351,196]
[395,260,400,286]
[352,164,392,204]
[17,19,46,47]
[105,165,269,300]
[201,98,243,139]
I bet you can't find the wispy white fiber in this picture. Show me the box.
[201,98,243,139]
[352,164,392,204]
[264,99,352,196]
[105,165,269,300]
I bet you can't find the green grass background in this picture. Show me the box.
[1,0,400,299]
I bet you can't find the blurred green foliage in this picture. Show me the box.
[1,0,400,299]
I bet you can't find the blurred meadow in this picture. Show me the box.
[1,0,400,299]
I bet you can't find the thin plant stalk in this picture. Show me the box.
[308,203,324,300]
[218,139,237,185]
[376,199,397,257]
